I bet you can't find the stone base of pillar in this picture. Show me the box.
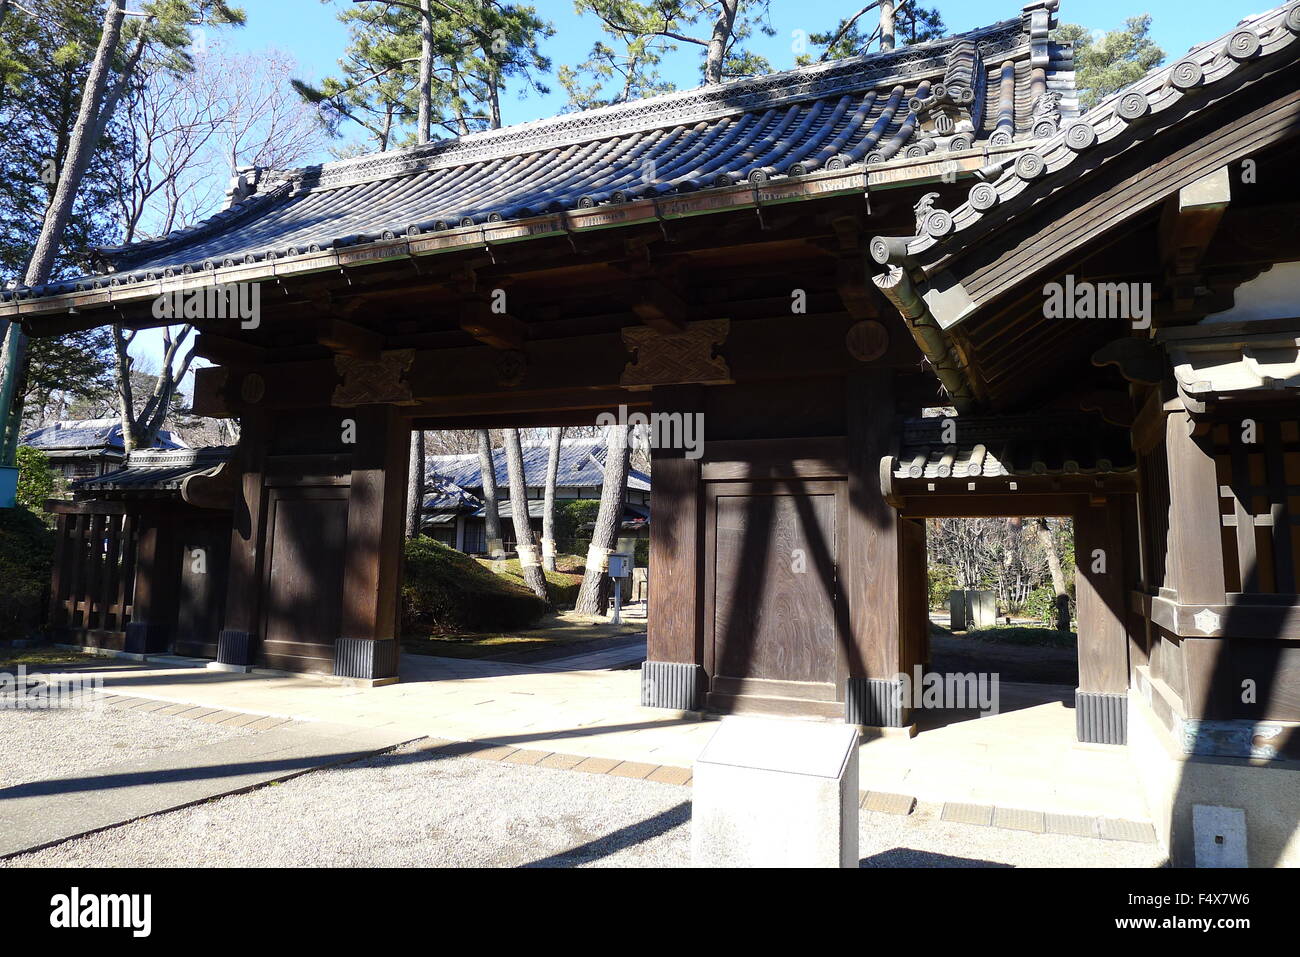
[216,628,256,667]
[641,660,703,711]
[1076,689,1127,745]
[846,677,907,727]
[123,621,170,655]
[335,636,399,682]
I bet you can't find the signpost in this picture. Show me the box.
[607,552,631,624]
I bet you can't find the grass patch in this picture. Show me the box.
[476,556,585,607]
[401,609,644,659]
[962,625,1077,648]
[0,645,99,668]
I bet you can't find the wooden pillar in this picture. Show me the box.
[1074,496,1131,743]
[216,410,269,667]
[845,371,906,726]
[125,508,182,654]
[642,386,705,710]
[47,513,70,637]
[335,404,410,682]
[1165,411,1226,606]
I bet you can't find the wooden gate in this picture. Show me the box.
[704,480,847,716]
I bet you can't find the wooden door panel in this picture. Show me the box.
[711,489,839,690]
[262,491,348,671]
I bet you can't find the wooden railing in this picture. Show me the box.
[46,500,137,647]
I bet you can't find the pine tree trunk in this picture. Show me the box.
[704,0,740,84]
[0,0,126,462]
[416,0,433,144]
[405,430,424,538]
[502,428,547,600]
[575,425,630,616]
[541,426,562,571]
[1036,517,1070,631]
[477,428,504,557]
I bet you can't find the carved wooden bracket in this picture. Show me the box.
[621,318,731,389]
[332,349,418,406]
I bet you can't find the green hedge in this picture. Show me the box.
[0,505,53,641]
[554,499,601,555]
[401,537,547,635]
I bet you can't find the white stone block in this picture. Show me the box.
[1193,804,1248,868]
[692,716,859,868]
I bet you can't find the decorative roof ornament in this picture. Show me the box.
[1030,90,1063,138]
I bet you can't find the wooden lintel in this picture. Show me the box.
[316,317,383,358]
[193,333,265,366]
[628,279,689,333]
[458,299,526,350]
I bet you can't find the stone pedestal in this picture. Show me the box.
[691,716,859,868]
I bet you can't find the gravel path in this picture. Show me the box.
[4,740,1165,868]
[0,700,252,791]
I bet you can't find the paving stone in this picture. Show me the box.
[607,761,658,780]
[862,791,917,816]
[466,745,518,761]
[246,716,291,732]
[1045,813,1100,838]
[1099,818,1157,844]
[941,802,994,827]
[573,756,621,774]
[501,749,550,766]
[128,700,170,713]
[216,712,263,728]
[537,752,585,771]
[993,807,1046,833]
[156,704,194,716]
[177,707,221,720]
[645,765,692,786]
[197,710,242,725]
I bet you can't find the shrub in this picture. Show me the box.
[928,563,959,610]
[478,556,583,607]
[15,445,56,516]
[0,505,54,641]
[401,537,547,635]
[554,499,601,554]
[1022,585,1074,628]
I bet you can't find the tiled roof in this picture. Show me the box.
[21,418,185,453]
[889,415,1135,479]
[4,2,1074,302]
[423,478,482,512]
[871,2,1300,268]
[72,446,232,493]
[428,437,652,493]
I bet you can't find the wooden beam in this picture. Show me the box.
[628,279,689,333]
[1160,166,1231,276]
[193,333,265,366]
[316,317,383,358]
[458,298,526,350]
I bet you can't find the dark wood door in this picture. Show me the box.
[260,488,349,673]
[706,481,844,713]
[174,516,231,659]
